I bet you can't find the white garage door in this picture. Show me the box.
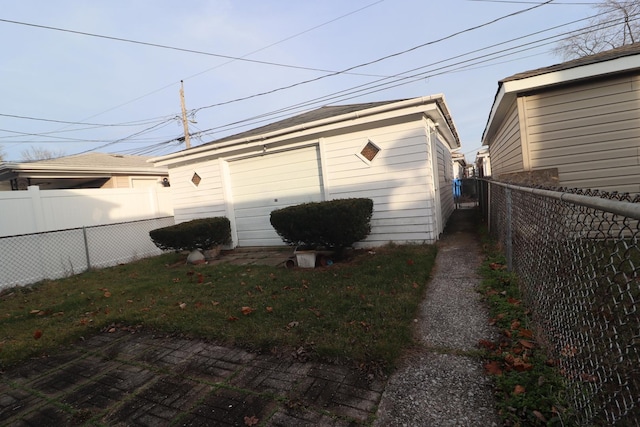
[229,145,324,246]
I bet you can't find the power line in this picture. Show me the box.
[0,1,387,151]
[466,0,597,4]
[194,0,555,113]
[0,18,387,78]
[191,10,631,142]
[0,112,174,127]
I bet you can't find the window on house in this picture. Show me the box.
[191,172,201,187]
[357,139,381,164]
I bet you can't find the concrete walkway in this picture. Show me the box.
[374,208,500,426]
[0,208,499,426]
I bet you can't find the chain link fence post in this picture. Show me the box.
[82,226,91,271]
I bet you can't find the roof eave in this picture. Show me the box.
[151,94,461,166]
[481,53,640,145]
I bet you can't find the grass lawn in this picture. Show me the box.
[0,244,436,373]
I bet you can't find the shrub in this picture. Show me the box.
[149,217,231,251]
[270,198,373,249]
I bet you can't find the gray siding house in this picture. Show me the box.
[152,95,460,248]
[482,43,640,192]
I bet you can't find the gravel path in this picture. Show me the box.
[374,209,500,426]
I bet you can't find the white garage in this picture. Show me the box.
[228,145,324,246]
[152,95,460,248]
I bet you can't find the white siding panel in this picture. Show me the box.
[168,162,226,224]
[524,74,640,192]
[230,146,323,246]
[437,137,454,226]
[322,119,437,246]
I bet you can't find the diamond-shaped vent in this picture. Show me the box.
[191,172,201,187]
[360,141,380,162]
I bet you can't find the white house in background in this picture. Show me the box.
[0,153,169,191]
[482,43,640,192]
[452,152,467,179]
[475,147,492,178]
[151,95,461,248]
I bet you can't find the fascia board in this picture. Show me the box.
[8,164,164,175]
[481,85,507,145]
[502,54,640,93]
[482,55,640,145]
[151,95,452,167]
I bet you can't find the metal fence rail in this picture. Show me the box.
[0,216,174,290]
[481,180,639,426]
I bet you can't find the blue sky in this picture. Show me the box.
[0,1,598,162]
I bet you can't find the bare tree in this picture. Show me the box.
[0,146,5,162]
[554,0,640,60]
[21,146,66,161]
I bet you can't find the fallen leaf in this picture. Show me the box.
[489,262,505,270]
[510,320,521,330]
[212,301,220,306]
[412,282,418,288]
[484,361,502,376]
[194,302,204,309]
[104,291,112,298]
[519,339,535,349]
[507,297,521,305]
[266,306,273,313]
[227,316,239,322]
[513,358,534,372]
[478,339,495,350]
[513,385,526,395]
[33,330,43,340]
[178,302,187,309]
[29,309,41,314]
[244,415,259,426]
[308,307,321,317]
[406,259,414,266]
[286,321,299,329]
[519,329,534,339]
[241,306,254,315]
[108,327,116,333]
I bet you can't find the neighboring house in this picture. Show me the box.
[452,152,467,179]
[151,95,461,248]
[475,147,492,178]
[0,153,169,191]
[482,43,640,192]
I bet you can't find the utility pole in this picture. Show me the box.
[179,80,191,149]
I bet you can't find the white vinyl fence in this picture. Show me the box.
[0,185,173,237]
[0,216,175,290]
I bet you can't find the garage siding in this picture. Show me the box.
[437,135,454,226]
[523,74,640,192]
[321,118,438,246]
[229,146,324,246]
[168,161,227,224]
[488,100,524,178]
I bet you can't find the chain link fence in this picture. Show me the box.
[0,216,174,290]
[480,180,639,426]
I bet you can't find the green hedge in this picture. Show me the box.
[270,198,373,248]
[149,217,231,251]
